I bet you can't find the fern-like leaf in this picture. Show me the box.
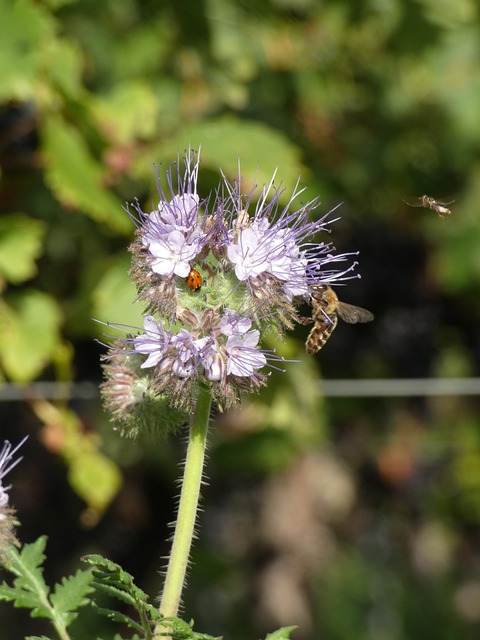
[0,536,93,638]
[50,569,94,627]
[82,556,224,640]
[92,604,144,634]
[0,537,52,619]
[92,581,138,608]
[164,617,223,640]
[82,553,159,637]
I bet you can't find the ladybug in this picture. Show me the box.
[185,267,203,291]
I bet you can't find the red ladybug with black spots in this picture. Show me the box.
[185,268,203,291]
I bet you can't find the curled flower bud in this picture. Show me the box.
[101,341,190,439]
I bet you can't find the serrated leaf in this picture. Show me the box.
[0,290,62,382]
[42,116,131,234]
[0,583,37,606]
[82,554,158,635]
[264,626,298,640]
[0,215,45,284]
[165,617,222,640]
[50,569,93,627]
[91,581,137,607]
[92,604,144,633]
[0,537,52,620]
[8,537,48,582]
[82,555,149,603]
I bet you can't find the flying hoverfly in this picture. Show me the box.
[403,195,453,220]
[305,285,374,354]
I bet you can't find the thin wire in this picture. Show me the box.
[0,378,479,402]
[319,377,480,397]
[0,382,99,402]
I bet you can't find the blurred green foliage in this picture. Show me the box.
[1,0,480,638]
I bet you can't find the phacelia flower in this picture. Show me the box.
[102,150,363,430]
[0,436,27,562]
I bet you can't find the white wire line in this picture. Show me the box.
[0,382,99,402]
[0,378,479,402]
[318,377,480,397]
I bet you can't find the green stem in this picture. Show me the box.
[53,620,71,640]
[156,387,212,633]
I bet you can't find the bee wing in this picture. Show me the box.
[336,302,374,324]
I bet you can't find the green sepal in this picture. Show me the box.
[116,388,190,440]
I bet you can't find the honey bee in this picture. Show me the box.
[305,285,374,354]
[403,195,453,219]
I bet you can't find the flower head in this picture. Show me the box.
[0,437,27,511]
[0,436,27,562]
[102,151,365,429]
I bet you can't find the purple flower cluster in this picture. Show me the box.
[0,437,27,557]
[102,151,359,423]
[0,437,27,514]
[134,312,266,383]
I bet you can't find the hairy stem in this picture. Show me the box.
[156,387,212,633]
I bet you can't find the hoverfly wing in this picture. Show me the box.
[403,197,424,208]
[403,195,455,208]
[336,301,374,324]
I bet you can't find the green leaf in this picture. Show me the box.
[25,636,53,640]
[140,116,309,193]
[0,290,62,382]
[40,0,79,14]
[264,627,298,640]
[91,81,160,144]
[0,215,45,284]
[92,582,137,608]
[68,451,123,514]
[50,569,93,628]
[0,537,51,619]
[91,604,144,633]
[164,617,223,640]
[82,554,159,636]
[0,0,54,101]
[82,555,151,605]
[91,255,144,339]
[42,37,85,100]
[42,116,131,234]
[1,538,93,635]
